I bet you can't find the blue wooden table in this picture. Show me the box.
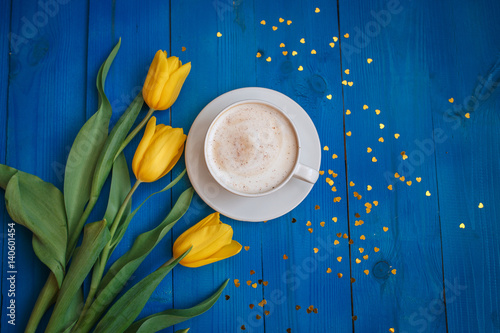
[1,0,499,332]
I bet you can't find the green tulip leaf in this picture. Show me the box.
[174,329,190,333]
[125,280,229,333]
[90,92,144,202]
[4,172,67,286]
[46,220,110,332]
[64,38,121,238]
[0,164,18,190]
[110,169,186,251]
[104,152,132,228]
[71,187,194,333]
[93,249,191,333]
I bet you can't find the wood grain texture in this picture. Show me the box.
[424,0,500,332]
[338,0,446,332]
[252,0,353,331]
[1,0,89,330]
[169,0,265,332]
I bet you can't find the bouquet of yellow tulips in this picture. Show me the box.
[0,39,241,333]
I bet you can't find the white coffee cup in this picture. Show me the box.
[204,100,319,197]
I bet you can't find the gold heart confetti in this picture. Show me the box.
[367,58,373,63]
[372,157,377,162]
[342,80,347,85]
[337,273,343,278]
[280,43,285,48]
[367,147,372,153]
[426,191,431,196]
[252,283,258,288]
[244,246,250,251]
[283,254,288,259]
[448,98,454,103]
[345,69,350,74]
[407,181,412,186]
[217,32,222,37]
[391,269,397,275]
[266,57,271,62]
[333,36,338,41]
[256,52,262,58]
[364,270,369,275]
[375,109,381,115]
[346,131,352,136]
[311,49,316,54]
[306,221,312,226]
[478,202,484,208]
[272,26,278,31]
[334,240,339,245]
[394,172,400,178]
[300,38,305,43]
[298,66,303,71]
[360,235,366,240]
[315,7,320,13]
[332,154,338,159]
[327,94,332,100]
[346,109,351,115]
[337,256,342,262]
[399,176,405,181]
[378,137,384,142]
[355,258,361,264]
[374,247,380,252]
[359,248,364,253]
[326,268,332,273]
[320,221,325,227]
[459,223,465,229]
[329,42,335,48]
[348,82,353,86]
[380,123,385,129]
[323,146,329,151]
[416,177,422,182]
[373,201,378,206]
[308,228,313,233]
[181,46,186,52]
[344,33,349,38]
[367,185,372,191]
[334,197,341,202]
[260,20,266,25]
[246,280,252,286]
[287,20,292,25]
[292,51,298,56]
[314,248,319,253]
[332,217,338,222]
[394,133,400,139]
[465,113,470,118]
[234,279,240,287]
[279,17,284,23]
[383,226,388,232]
[350,181,355,186]
[363,104,369,110]
[282,51,288,56]
[388,185,393,190]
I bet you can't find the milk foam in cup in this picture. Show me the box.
[204,100,319,197]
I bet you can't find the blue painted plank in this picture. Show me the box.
[170,1,265,332]
[424,0,500,331]
[0,0,12,330]
[338,0,446,332]
[86,0,175,324]
[252,0,354,332]
[1,0,89,331]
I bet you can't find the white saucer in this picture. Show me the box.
[185,87,321,222]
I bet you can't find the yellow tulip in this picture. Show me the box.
[173,212,242,268]
[142,50,191,110]
[132,116,186,183]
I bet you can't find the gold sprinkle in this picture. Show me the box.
[315,7,320,13]
[329,42,335,48]
[326,268,332,273]
[265,310,270,316]
[355,258,361,264]
[287,20,292,25]
[367,58,373,63]
[266,57,272,62]
[311,49,317,54]
[383,226,389,232]
[372,157,377,162]
[350,181,355,187]
[407,180,412,186]
[250,270,255,275]
[314,248,319,253]
[298,66,303,71]
[448,98,454,103]
[283,254,288,259]
[391,269,397,275]
[344,33,349,38]
[337,256,342,262]
[359,248,364,253]
[478,202,484,208]
[348,239,354,245]
[363,255,369,260]
[355,213,360,218]
[337,273,343,278]
[394,172,400,178]
[333,37,338,42]
[426,191,431,196]
[380,123,385,129]
[389,328,395,333]
[348,81,353,86]
[388,185,393,190]
[378,137,384,142]
[300,38,305,43]
[351,277,356,283]
[375,109,381,115]
[327,94,332,100]
[256,52,262,58]
[295,305,301,310]
[465,113,470,118]
[332,217,338,222]
[246,280,252,286]
[306,221,312,226]
[342,80,348,85]
[323,146,329,151]
[256,314,261,319]
[399,176,405,181]
[367,147,372,153]
[374,247,380,252]
[367,185,372,191]
[279,18,284,23]
[394,133,400,139]
[249,304,254,309]
[332,154,338,159]
[364,270,369,275]
[315,205,320,210]
[416,177,422,182]
[373,201,378,206]
[459,223,465,229]
[363,105,369,110]
[217,32,222,37]
[244,246,250,251]
[280,43,285,48]
[343,233,348,239]
[292,51,297,56]
[360,235,366,240]
[272,26,278,31]
[346,109,351,115]
[308,228,313,233]
[260,20,266,25]
[319,170,324,175]
[234,279,240,287]
[320,221,325,227]
[346,131,352,136]
[345,69,350,75]
[181,46,186,52]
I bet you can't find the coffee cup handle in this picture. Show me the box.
[293,163,319,184]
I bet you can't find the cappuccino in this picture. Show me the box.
[206,102,298,194]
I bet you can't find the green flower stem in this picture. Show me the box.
[24,273,59,333]
[80,179,141,319]
[114,107,155,161]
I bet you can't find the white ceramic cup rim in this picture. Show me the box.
[204,99,316,198]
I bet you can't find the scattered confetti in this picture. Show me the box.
[373,201,378,206]
[353,316,358,321]
[314,248,319,253]
[363,255,369,260]
[256,314,261,319]
[459,223,465,229]
[300,38,305,43]
[320,221,325,227]
[399,176,405,181]
[296,305,301,310]
[394,133,400,139]
[334,240,339,245]
[329,42,335,48]
[355,258,361,264]
[332,217,338,222]
[337,273,343,278]
[345,69,350,75]
[252,283,258,288]
[374,247,380,252]
[319,170,324,175]
[348,81,353,86]
[448,98,454,103]
[256,52,262,58]
[363,104,369,110]
[372,157,377,162]
[389,328,395,333]
[363,270,369,275]
[367,147,372,153]
[244,246,250,251]
[379,137,384,142]
[465,113,470,118]
[258,299,267,307]
[282,51,288,56]
[250,270,255,275]
[344,33,349,38]
[279,18,284,23]
[272,26,278,31]
[333,36,338,41]
[391,269,397,275]
[287,20,292,25]
[375,109,381,115]
[266,57,271,62]
[326,94,332,100]
[407,180,412,186]
[346,109,351,115]
[337,256,342,262]
[181,46,186,52]
[426,191,431,196]
[315,7,320,13]
[383,226,389,232]
[332,154,338,159]
[350,181,355,187]
[380,123,385,129]
[292,51,297,56]
[311,49,317,54]
[234,279,240,287]
[249,304,254,309]
[346,131,352,136]
[280,43,285,48]
[260,20,266,25]
[298,66,304,71]
[367,185,372,191]
[359,248,364,253]
[315,205,320,210]
[265,310,270,316]
[360,235,366,240]
[478,202,484,208]
[291,218,297,223]
[342,80,347,85]
[308,228,313,233]
[217,32,222,37]
[388,185,393,190]
[246,280,252,286]
[283,254,288,260]
[326,268,332,273]
[416,177,422,182]
[241,325,246,330]
[367,58,373,63]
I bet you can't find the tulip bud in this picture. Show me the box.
[173,212,242,268]
[132,117,186,183]
[142,50,191,110]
